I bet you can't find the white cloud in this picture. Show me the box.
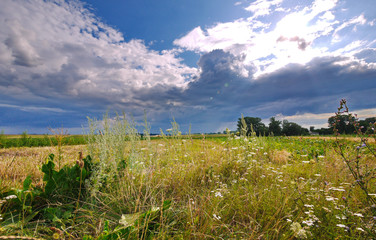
[0,103,68,113]
[276,108,376,129]
[0,0,197,107]
[245,0,284,18]
[175,0,344,78]
[333,14,367,42]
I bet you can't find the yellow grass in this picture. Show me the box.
[0,145,86,189]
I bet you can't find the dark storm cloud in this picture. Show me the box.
[180,50,376,120]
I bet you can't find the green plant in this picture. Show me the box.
[41,153,93,203]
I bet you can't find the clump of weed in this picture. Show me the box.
[86,113,139,196]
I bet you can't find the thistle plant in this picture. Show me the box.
[333,99,376,236]
[333,99,376,204]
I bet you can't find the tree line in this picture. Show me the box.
[237,115,376,136]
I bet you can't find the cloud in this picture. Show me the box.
[0,0,196,112]
[174,0,347,77]
[245,0,284,18]
[275,107,376,129]
[178,49,376,126]
[277,36,311,50]
[1,0,375,134]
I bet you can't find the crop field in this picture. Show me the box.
[1,122,375,240]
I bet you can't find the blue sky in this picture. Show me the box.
[0,0,375,134]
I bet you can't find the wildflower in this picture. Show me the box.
[290,222,308,239]
[353,213,364,217]
[336,224,347,228]
[215,192,223,198]
[318,155,324,158]
[314,174,321,177]
[302,219,314,226]
[304,204,314,208]
[213,214,221,220]
[52,233,60,239]
[356,227,364,232]
[326,196,335,201]
[5,195,17,200]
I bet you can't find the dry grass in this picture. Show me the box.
[0,145,86,189]
[269,149,291,164]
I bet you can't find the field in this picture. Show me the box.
[1,118,376,240]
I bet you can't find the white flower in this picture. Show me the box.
[215,192,223,198]
[213,214,221,220]
[304,204,314,208]
[290,222,308,239]
[353,213,364,217]
[356,227,364,232]
[326,196,335,201]
[336,224,346,228]
[302,219,314,226]
[5,195,17,200]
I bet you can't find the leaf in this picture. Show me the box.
[23,176,32,191]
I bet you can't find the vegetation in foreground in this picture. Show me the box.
[0,101,375,239]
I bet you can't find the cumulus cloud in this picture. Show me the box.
[174,0,347,77]
[0,0,196,113]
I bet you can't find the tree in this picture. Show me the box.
[282,120,309,136]
[359,117,376,133]
[237,116,267,136]
[328,115,356,134]
[269,117,282,136]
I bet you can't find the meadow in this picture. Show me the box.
[0,108,376,239]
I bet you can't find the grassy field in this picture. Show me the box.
[0,126,375,239]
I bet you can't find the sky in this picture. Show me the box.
[0,0,375,134]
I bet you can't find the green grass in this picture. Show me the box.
[0,134,86,148]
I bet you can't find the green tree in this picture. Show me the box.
[359,117,376,133]
[282,120,309,136]
[268,117,282,136]
[237,116,267,136]
[328,115,356,134]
